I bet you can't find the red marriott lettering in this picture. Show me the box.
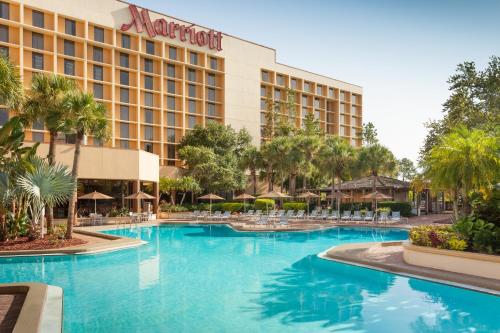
[121,5,223,51]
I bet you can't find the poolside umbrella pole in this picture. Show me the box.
[78,191,114,214]
[233,193,256,213]
[257,190,291,214]
[124,191,156,213]
[297,191,320,216]
[361,191,392,220]
[197,193,224,215]
[327,191,351,214]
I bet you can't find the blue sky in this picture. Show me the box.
[134,0,500,162]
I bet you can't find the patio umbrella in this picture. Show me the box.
[233,193,256,213]
[361,191,392,217]
[125,191,156,213]
[257,190,291,213]
[78,191,113,214]
[297,191,319,214]
[197,193,224,214]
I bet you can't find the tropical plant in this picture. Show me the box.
[0,56,23,109]
[296,131,322,190]
[239,146,262,195]
[65,92,108,239]
[398,158,416,181]
[361,122,378,146]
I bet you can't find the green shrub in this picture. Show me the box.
[378,201,412,217]
[283,202,307,211]
[409,225,467,251]
[453,217,500,254]
[221,202,244,212]
[339,202,371,212]
[254,199,275,211]
[447,237,468,251]
[159,203,189,212]
[109,207,130,217]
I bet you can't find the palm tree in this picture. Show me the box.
[17,157,75,239]
[316,136,355,212]
[296,134,321,190]
[0,56,23,109]
[422,127,499,219]
[65,92,108,239]
[284,136,304,195]
[239,146,262,195]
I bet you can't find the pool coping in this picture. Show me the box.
[318,241,500,296]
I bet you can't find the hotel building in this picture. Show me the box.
[0,0,362,214]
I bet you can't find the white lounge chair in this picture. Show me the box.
[341,211,351,221]
[256,215,269,226]
[220,211,231,220]
[391,211,402,223]
[364,211,374,222]
[208,211,222,220]
[352,211,362,221]
[277,215,289,227]
[379,211,389,223]
[328,211,339,221]
[293,210,305,219]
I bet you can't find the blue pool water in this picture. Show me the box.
[0,225,499,332]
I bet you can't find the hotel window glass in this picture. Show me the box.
[121,34,130,49]
[189,52,198,65]
[32,132,44,142]
[120,70,129,85]
[120,123,129,138]
[167,96,175,110]
[276,74,284,86]
[146,40,155,55]
[188,115,196,128]
[144,92,153,107]
[207,103,216,117]
[261,71,269,82]
[93,65,103,81]
[188,84,196,98]
[93,138,103,147]
[120,88,129,103]
[314,98,320,109]
[352,127,357,136]
[94,26,104,43]
[0,108,8,126]
[260,86,266,97]
[144,126,153,141]
[32,119,44,130]
[352,106,357,114]
[0,46,7,58]
[328,88,334,98]
[93,46,103,62]
[316,85,322,95]
[301,107,308,117]
[207,73,216,87]
[327,112,334,123]
[119,53,129,68]
[167,80,175,94]
[260,99,266,110]
[0,25,7,42]
[314,110,320,119]
[168,46,177,60]
[65,19,76,36]
[340,91,345,101]
[144,142,153,153]
[340,115,345,124]
[351,116,356,125]
[210,57,217,70]
[304,82,311,92]
[0,2,8,19]
[167,112,175,126]
[144,58,153,73]
[32,11,44,28]
[207,88,215,102]
[260,113,266,125]
[32,53,44,70]
[93,83,103,99]
[274,89,281,100]
[301,95,308,106]
[340,126,345,136]
[291,78,297,89]
[187,69,196,82]
[167,128,175,143]
[64,40,75,56]
[144,75,153,90]
[120,105,129,120]
[167,145,175,159]
[340,103,345,113]
[352,95,357,104]
[188,100,196,114]
[32,32,44,50]
[167,64,175,78]
[144,109,153,123]
[120,140,129,149]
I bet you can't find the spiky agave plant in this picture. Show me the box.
[17,157,75,238]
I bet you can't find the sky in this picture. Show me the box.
[134,0,500,162]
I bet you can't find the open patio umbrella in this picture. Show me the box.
[78,191,113,214]
[125,191,156,213]
[197,193,224,214]
[297,191,319,214]
[327,191,352,213]
[257,190,291,213]
[361,191,392,218]
[233,193,256,213]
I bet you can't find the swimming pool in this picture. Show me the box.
[0,225,499,332]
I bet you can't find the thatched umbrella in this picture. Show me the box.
[257,190,291,213]
[198,193,224,214]
[361,191,392,217]
[297,191,319,214]
[78,191,113,214]
[233,193,256,213]
[125,191,156,213]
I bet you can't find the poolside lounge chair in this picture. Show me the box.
[352,211,362,222]
[317,210,328,220]
[379,211,389,223]
[390,211,402,223]
[243,209,255,217]
[199,211,209,220]
[268,210,277,219]
[364,211,374,222]
[256,215,269,226]
[308,210,319,220]
[293,210,305,220]
[328,211,339,221]
[286,210,295,218]
[220,211,231,220]
[341,211,351,221]
[208,211,222,220]
[277,215,289,227]
[277,209,285,217]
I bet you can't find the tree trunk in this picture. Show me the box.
[290,173,297,196]
[66,132,83,239]
[0,212,6,242]
[452,189,459,221]
[171,190,176,205]
[180,192,186,205]
[337,176,342,214]
[251,170,257,195]
[372,172,377,210]
[267,164,273,191]
[46,131,57,233]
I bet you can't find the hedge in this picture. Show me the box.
[255,199,275,211]
[339,201,412,216]
[283,202,307,211]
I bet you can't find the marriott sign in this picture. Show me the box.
[120,5,223,51]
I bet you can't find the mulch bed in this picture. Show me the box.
[0,237,87,251]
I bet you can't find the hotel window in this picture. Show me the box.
[352,95,357,104]
[316,85,322,95]
[93,65,103,81]
[260,86,266,97]
[144,126,153,141]
[32,53,44,70]
[32,10,44,28]
[93,47,103,62]
[314,98,320,109]
[144,109,153,123]
[32,132,44,142]
[120,88,129,103]
[274,89,281,100]
[32,119,44,130]
[94,26,104,43]
[32,32,44,50]
[301,107,308,118]
[260,113,266,125]
[64,40,75,56]
[328,88,334,98]
[120,123,129,138]
[209,57,217,70]
[340,103,345,113]
[167,64,175,78]
[120,140,129,149]
[0,25,7,42]
[144,92,153,107]
[207,103,216,117]
[0,46,7,58]
[189,52,198,65]
[340,115,345,124]
[187,69,196,82]
[340,91,345,101]
[93,83,103,100]
[167,144,176,160]
[340,126,345,136]
[276,75,284,86]
[188,115,196,128]
[188,84,196,98]
[121,34,131,49]
[304,82,311,92]
[144,142,153,153]
[168,46,177,60]
[144,58,153,73]
[144,75,153,90]
[120,70,129,85]
[314,110,320,120]
[146,40,155,55]
[301,95,308,106]
[352,126,357,136]
[188,100,196,114]
[260,99,266,110]
[351,115,356,125]
[352,106,357,114]
[261,71,269,82]
[207,73,216,87]
[327,112,334,123]
[207,88,215,102]
[119,53,129,68]
[0,108,8,126]
[166,128,175,143]
[167,80,175,94]
[0,2,9,19]
[167,96,175,110]
[120,106,129,121]
[167,112,175,126]
[291,78,297,90]
[65,19,76,36]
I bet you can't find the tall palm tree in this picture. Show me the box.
[296,134,321,190]
[0,56,23,109]
[239,146,262,195]
[316,136,355,212]
[65,92,108,239]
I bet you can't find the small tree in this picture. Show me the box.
[398,158,416,181]
[0,56,23,109]
[239,146,262,195]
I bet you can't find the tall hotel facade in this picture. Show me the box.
[0,0,362,212]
